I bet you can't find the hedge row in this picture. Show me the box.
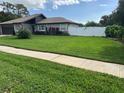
[105,25,124,40]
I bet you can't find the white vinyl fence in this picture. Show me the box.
[68,27,106,36]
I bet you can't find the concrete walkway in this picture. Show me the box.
[0,45,124,78]
[0,35,11,37]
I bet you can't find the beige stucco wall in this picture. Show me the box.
[22,24,33,32]
[14,24,23,33]
[14,23,32,33]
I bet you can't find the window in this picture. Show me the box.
[60,24,67,31]
[38,25,46,31]
[61,27,66,31]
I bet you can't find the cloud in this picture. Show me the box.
[53,0,80,9]
[0,6,3,11]
[81,0,96,2]
[0,0,48,9]
[53,0,97,9]
[0,0,97,10]
[99,4,108,7]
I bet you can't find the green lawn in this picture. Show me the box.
[0,35,124,64]
[0,52,124,93]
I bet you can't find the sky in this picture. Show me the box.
[0,0,118,24]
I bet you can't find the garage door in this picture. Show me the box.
[2,24,15,35]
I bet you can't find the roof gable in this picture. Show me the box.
[0,14,46,25]
[37,17,79,25]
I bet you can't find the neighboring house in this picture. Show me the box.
[0,14,46,35]
[0,14,80,35]
[36,17,80,34]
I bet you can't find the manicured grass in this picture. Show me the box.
[0,35,124,64]
[0,52,124,93]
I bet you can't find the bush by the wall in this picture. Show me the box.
[17,29,32,39]
[117,27,124,40]
[105,25,124,40]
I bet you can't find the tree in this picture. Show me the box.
[0,2,29,22]
[99,15,115,26]
[0,11,20,22]
[115,0,124,26]
[15,4,29,16]
[99,15,109,26]
[0,2,14,13]
[85,21,100,27]
[0,2,29,17]
[99,0,124,26]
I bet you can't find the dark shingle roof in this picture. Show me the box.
[37,17,79,25]
[0,14,46,25]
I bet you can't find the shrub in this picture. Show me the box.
[105,25,124,40]
[117,27,124,40]
[17,29,32,39]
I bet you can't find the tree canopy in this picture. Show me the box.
[0,2,29,22]
[0,11,20,22]
[85,21,100,27]
[99,0,124,26]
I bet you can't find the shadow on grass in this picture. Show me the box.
[99,45,124,64]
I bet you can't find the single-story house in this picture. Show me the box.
[35,17,81,35]
[0,14,46,35]
[0,14,80,35]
